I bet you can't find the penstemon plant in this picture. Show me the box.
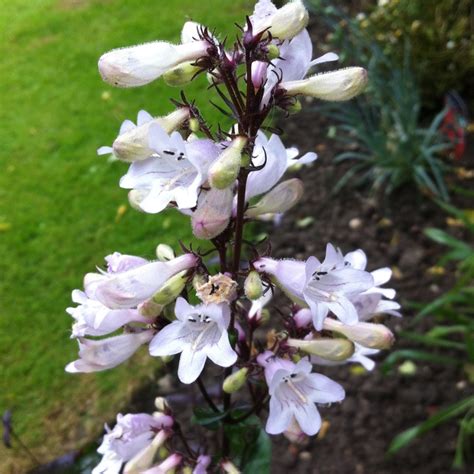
[65,1,401,472]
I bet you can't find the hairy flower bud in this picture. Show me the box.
[99,40,209,87]
[282,67,368,101]
[251,61,268,90]
[156,244,175,262]
[244,271,263,300]
[245,179,304,218]
[208,137,247,189]
[323,318,395,349]
[287,337,355,361]
[262,0,309,40]
[163,61,201,86]
[152,271,188,306]
[188,117,200,133]
[112,108,190,162]
[267,44,280,60]
[192,188,233,240]
[123,430,170,474]
[223,367,249,394]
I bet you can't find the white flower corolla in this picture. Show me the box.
[120,123,220,214]
[65,330,154,373]
[149,297,237,384]
[311,342,380,371]
[91,253,198,309]
[97,109,190,163]
[282,67,368,101]
[92,413,173,474]
[254,244,375,330]
[67,290,151,338]
[98,22,213,88]
[257,351,344,435]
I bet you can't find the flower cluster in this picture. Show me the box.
[66,1,398,472]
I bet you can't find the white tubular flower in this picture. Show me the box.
[254,244,375,330]
[123,430,170,474]
[192,187,233,240]
[67,290,151,338]
[120,123,220,214]
[257,351,344,435]
[65,330,154,373]
[98,22,212,88]
[92,253,198,309]
[97,109,190,163]
[282,67,368,101]
[149,297,237,384]
[252,0,309,40]
[92,413,173,474]
[311,343,380,371]
[142,454,183,474]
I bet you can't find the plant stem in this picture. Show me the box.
[197,377,220,413]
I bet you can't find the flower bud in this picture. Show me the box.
[98,40,209,87]
[263,0,309,40]
[156,244,175,262]
[112,108,190,162]
[267,44,280,60]
[287,99,302,115]
[221,460,240,474]
[244,271,263,300]
[163,61,201,86]
[251,61,268,90]
[188,117,200,133]
[245,179,304,218]
[124,431,170,474]
[323,318,395,349]
[282,67,368,101]
[208,137,247,189]
[287,337,355,361]
[154,397,170,412]
[192,188,233,240]
[152,271,188,305]
[223,367,249,393]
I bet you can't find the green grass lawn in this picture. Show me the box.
[0,0,252,469]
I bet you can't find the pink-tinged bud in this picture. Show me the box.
[251,61,268,90]
[193,455,211,474]
[208,137,247,189]
[124,430,170,474]
[244,271,263,300]
[112,108,190,162]
[142,453,182,474]
[258,0,309,40]
[192,188,233,240]
[287,338,355,361]
[99,40,209,87]
[282,67,368,101]
[245,179,304,218]
[323,318,395,349]
[223,367,249,394]
[221,459,241,474]
[293,308,312,328]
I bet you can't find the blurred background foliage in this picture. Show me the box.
[0,0,252,470]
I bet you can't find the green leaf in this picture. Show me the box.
[388,396,474,455]
[192,407,227,430]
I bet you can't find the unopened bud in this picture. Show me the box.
[163,61,201,86]
[287,337,355,361]
[152,271,188,305]
[267,44,280,60]
[188,117,200,133]
[244,271,263,300]
[223,367,249,393]
[287,99,302,115]
[154,397,170,412]
[156,244,175,261]
[251,61,268,90]
[265,0,309,40]
[323,318,395,349]
[245,179,304,218]
[282,67,368,101]
[192,188,233,240]
[124,431,170,474]
[208,137,247,189]
[112,108,190,162]
[221,460,241,474]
